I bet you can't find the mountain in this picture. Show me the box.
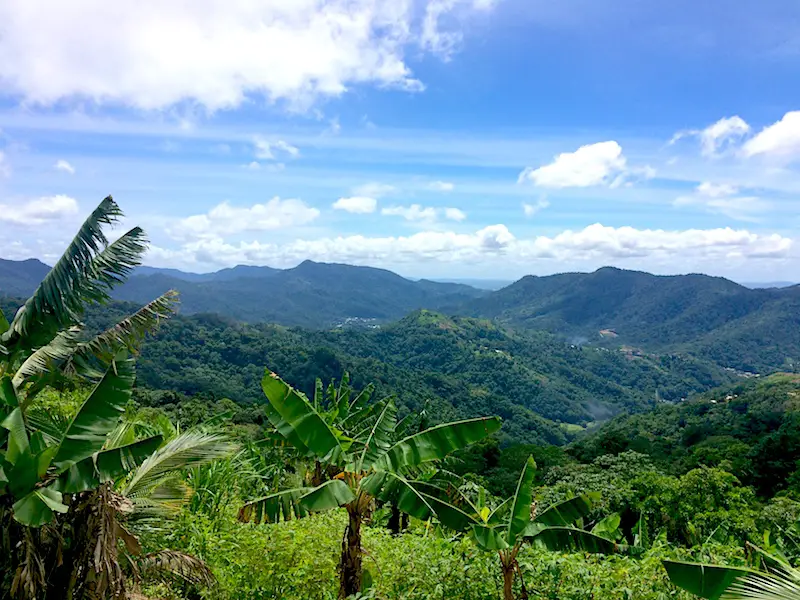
[432,278,514,290]
[458,267,800,372]
[0,258,51,297]
[115,260,487,327]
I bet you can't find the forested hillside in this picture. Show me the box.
[458,266,800,372]
[1,295,734,446]
[571,373,800,497]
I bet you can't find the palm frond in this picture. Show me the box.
[75,290,178,366]
[137,550,215,588]
[123,431,235,499]
[4,197,127,345]
[722,568,800,600]
[12,328,82,391]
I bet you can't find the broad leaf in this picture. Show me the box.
[507,456,536,545]
[300,479,356,512]
[363,470,477,530]
[472,524,510,551]
[12,487,68,527]
[356,400,397,471]
[663,560,755,600]
[13,328,81,391]
[261,371,341,459]
[529,526,625,555]
[534,492,600,527]
[4,197,127,345]
[592,512,622,541]
[57,435,164,494]
[52,355,135,472]
[0,376,18,407]
[376,416,502,471]
[239,487,311,524]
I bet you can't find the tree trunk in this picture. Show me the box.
[388,504,401,535]
[400,512,409,532]
[501,562,515,600]
[339,504,363,599]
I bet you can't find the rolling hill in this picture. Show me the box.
[457,266,800,372]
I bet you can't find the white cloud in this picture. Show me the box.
[444,207,466,221]
[519,141,630,188]
[54,159,75,174]
[333,196,377,214]
[523,197,549,217]
[169,198,320,240]
[0,194,79,226]
[148,223,792,270]
[0,151,9,177]
[671,116,751,157]
[742,111,800,159]
[0,0,498,111]
[245,161,261,170]
[382,203,466,223]
[353,182,397,198]
[674,182,770,222]
[429,180,455,192]
[253,137,299,160]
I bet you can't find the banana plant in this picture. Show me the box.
[410,458,638,600]
[239,371,502,598]
[0,195,177,398]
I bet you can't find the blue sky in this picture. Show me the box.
[1,0,799,281]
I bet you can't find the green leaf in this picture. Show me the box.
[534,492,600,527]
[13,327,81,390]
[663,560,755,600]
[363,471,477,530]
[300,479,356,512]
[529,526,626,555]
[2,407,30,464]
[57,435,164,494]
[488,497,513,525]
[52,355,135,472]
[472,524,510,551]
[356,399,397,471]
[261,371,342,459]
[507,456,536,545]
[376,416,502,471]
[0,309,8,336]
[592,513,622,541]
[4,197,128,345]
[239,487,311,524]
[0,376,18,407]
[13,487,68,527]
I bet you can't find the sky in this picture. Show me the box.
[1,0,800,281]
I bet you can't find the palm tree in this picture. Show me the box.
[239,371,502,598]
[417,458,638,600]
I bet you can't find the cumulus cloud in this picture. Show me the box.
[54,159,75,174]
[169,198,320,240]
[0,194,79,226]
[519,141,634,188]
[429,180,455,192]
[253,137,299,160]
[0,0,498,111]
[674,182,770,222]
[742,111,800,159]
[382,204,466,223]
[523,197,549,217]
[671,116,751,157]
[333,196,378,214]
[148,223,791,270]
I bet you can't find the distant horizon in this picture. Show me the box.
[2,254,795,288]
